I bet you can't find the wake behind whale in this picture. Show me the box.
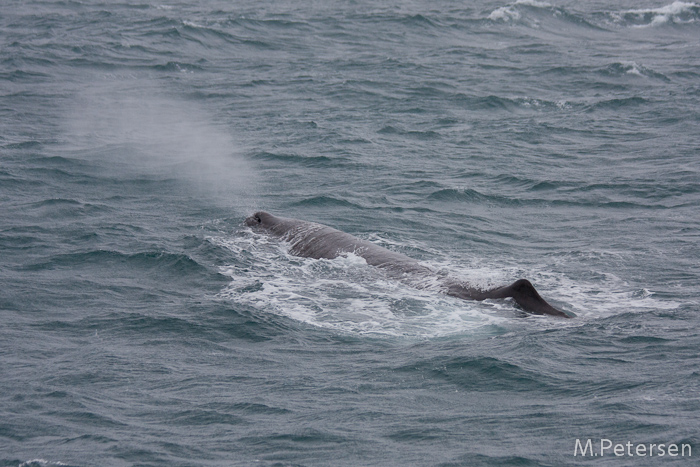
[245,211,573,318]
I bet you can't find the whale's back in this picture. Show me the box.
[282,220,431,276]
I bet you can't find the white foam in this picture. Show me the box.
[515,0,552,7]
[215,233,682,337]
[19,461,69,467]
[624,61,644,76]
[530,270,680,320]
[488,6,521,22]
[627,1,697,17]
[617,1,699,27]
[488,0,552,22]
[182,19,205,29]
[214,234,508,338]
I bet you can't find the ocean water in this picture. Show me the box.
[1,0,699,465]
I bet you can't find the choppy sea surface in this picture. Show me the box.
[2,1,699,465]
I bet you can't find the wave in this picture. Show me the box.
[22,249,213,279]
[608,1,700,28]
[226,17,313,31]
[487,1,699,30]
[377,125,441,140]
[488,0,554,22]
[597,62,671,81]
[2,140,44,150]
[18,460,76,467]
[446,94,577,113]
[487,0,604,31]
[177,18,282,50]
[425,184,683,210]
[153,61,203,73]
[291,195,363,209]
[24,197,114,217]
[393,355,552,392]
[398,13,439,28]
[0,69,51,82]
[165,409,246,426]
[252,151,353,168]
[585,96,649,111]
[427,188,488,203]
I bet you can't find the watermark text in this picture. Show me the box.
[574,439,692,458]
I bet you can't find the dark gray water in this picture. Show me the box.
[1,1,699,465]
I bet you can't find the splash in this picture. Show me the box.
[216,228,683,337]
[213,233,509,339]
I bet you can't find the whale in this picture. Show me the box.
[245,211,572,318]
